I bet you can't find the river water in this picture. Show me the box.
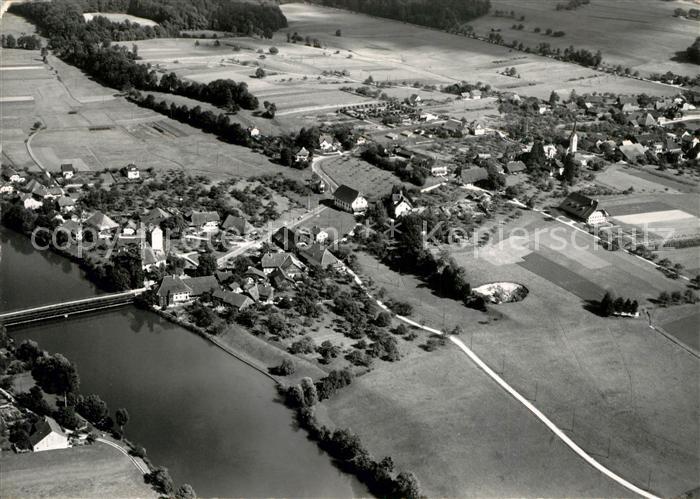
[1,228,363,497]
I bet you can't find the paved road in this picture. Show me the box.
[96,438,149,475]
[311,154,341,192]
[217,204,328,266]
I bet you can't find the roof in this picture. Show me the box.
[157,276,192,297]
[215,270,233,283]
[142,207,171,226]
[190,211,220,226]
[60,164,75,173]
[85,211,119,231]
[221,215,252,234]
[443,118,464,131]
[460,167,488,184]
[296,147,310,157]
[559,192,604,220]
[25,179,48,197]
[619,143,647,162]
[505,161,526,173]
[29,417,66,447]
[57,196,76,207]
[300,244,340,268]
[183,275,219,296]
[142,244,165,266]
[261,252,303,270]
[213,289,252,309]
[333,184,362,204]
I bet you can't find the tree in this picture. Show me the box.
[599,291,615,316]
[270,358,295,375]
[32,353,80,395]
[255,67,266,78]
[394,471,421,499]
[318,340,340,363]
[115,408,130,432]
[175,484,197,499]
[146,467,174,495]
[77,394,109,426]
[269,46,279,55]
[5,34,16,48]
[336,29,342,36]
[300,377,318,407]
[549,90,560,106]
[375,311,392,327]
[54,405,81,430]
[196,252,217,276]
[686,37,700,65]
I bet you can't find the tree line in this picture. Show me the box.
[1,33,41,49]
[302,0,491,31]
[72,0,287,36]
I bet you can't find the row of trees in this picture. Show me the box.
[305,0,491,31]
[598,291,639,317]
[1,33,41,49]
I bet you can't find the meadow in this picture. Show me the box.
[469,0,700,78]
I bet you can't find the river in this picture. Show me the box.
[1,228,364,497]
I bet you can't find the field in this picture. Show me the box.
[319,154,414,199]
[0,442,155,497]
[330,211,699,496]
[83,12,158,26]
[470,0,700,78]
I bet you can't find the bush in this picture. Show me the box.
[289,336,316,355]
[270,358,296,376]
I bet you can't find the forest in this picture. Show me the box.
[75,0,287,36]
[295,0,491,30]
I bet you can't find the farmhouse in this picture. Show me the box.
[125,163,140,180]
[390,191,414,218]
[261,252,305,278]
[300,243,343,271]
[213,289,253,311]
[60,163,75,179]
[222,215,253,235]
[333,184,368,215]
[189,211,220,231]
[460,167,488,185]
[30,417,69,452]
[619,143,647,163]
[559,192,608,225]
[319,134,339,152]
[157,276,192,308]
[57,195,76,214]
[295,147,310,163]
[272,226,300,251]
[19,192,43,210]
[142,207,171,227]
[469,121,485,136]
[84,211,119,237]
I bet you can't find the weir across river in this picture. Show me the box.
[0,288,146,327]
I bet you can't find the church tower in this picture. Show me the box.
[567,121,578,155]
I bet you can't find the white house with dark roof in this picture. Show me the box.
[295,147,310,163]
[333,185,367,215]
[189,211,220,232]
[60,164,75,179]
[126,163,140,180]
[30,417,69,452]
[559,192,608,225]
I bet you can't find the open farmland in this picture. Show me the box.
[279,3,683,99]
[334,215,699,496]
[83,12,158,26]
[470,0,700,78]
[0,442,154,497]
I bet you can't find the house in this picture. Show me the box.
[443,119,464,133]
[249,127,260,138]
[430,164,449,177]
[19,192,43,210]
[84,211,119,237]
[459,167,488,185]
[385,133,399,141]
[298,225,329,244]
[420,113,439,122]
[184,275,219,297]
[156,276,192,308]
[390,191,414,218]
[221,215,253,235]
[213,289,253,311]
[0,182,14,194]
[261,252,305,278]
[272,226,300,251]
[125,163,140,180]
[215,270,233,284]
[319,134,338,152]
[666,137,682,154]
[504,161,526,174]
[542,144,557,159]
[2,166,24,183]
[469,89,482,100]
[189,211,220,232]
[142,207,171,227]
[295,147,310,163]
[300,243,343,271]
[618,95,638,111]
[408,94,422,105]
[60,163,75,179]
[29,417,69,452]
[333,184,368,215]
[641,113,657,128]
[57,195,76,214]
[46,186,64,200]
[258,284,274,304]
[619,143,647,163]
[558,192,608,225]
[24,179,49,198]
[400,130,412,138]
[469,121,486,136]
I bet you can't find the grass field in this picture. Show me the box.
[335,235,699,497]
[470,0,700,78]
[0,443,155,497]
[83,12,158,26]
[319,154,412,199]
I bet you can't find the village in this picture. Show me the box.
[1,0,700,497]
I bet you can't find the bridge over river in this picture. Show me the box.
[0,288,146,327]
